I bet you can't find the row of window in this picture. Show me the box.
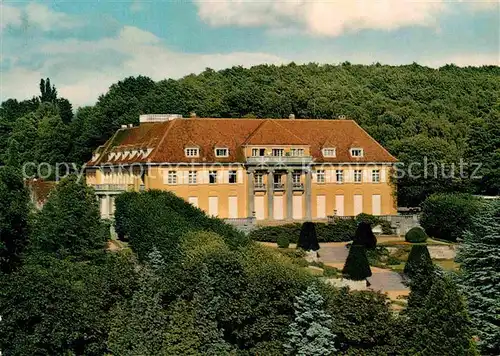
[185,147,229,158]
[184,147,364,159]
[315,169,380,183]
[167,170,238,185]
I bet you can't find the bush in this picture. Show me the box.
[405,227,428,243]
[297,222,319,251]
[249,221,356,244]
[277,235,290,248]
[420,193,481,242]
[342,245,372,280]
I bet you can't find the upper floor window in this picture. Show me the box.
[251,148,266,157]
[354,169,362,183]
[372,169,380,183]
[292,172,301,184]
[316,170,325,183]
[254,173,264,187]
[350,148,364,157]
[272,148,284,157]
[290,148,304,157]
[209,170,217,184]
[336,169,344,183]
[229,170,237,184]
[167,170,177,184]
[322,148,336,157]
[185,147,200,158]
[215,148,229,157]
[188,171,197,184]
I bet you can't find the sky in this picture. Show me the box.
[1,0,499,108]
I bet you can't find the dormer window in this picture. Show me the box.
[350,148,364,157]
[215,148,229,157]
[290,148,304,157]
[91,153,100,162]
[322,148,336,157]
[115,152,122,160]
[185,147,200,158]
[121,151,129,160]
[143,148,153,158]
[108,152,116,161]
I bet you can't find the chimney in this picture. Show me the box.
[289,113,295,120]
[121,124,127,129]
[190,112,197,118]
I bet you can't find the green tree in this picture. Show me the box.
[457,200,500,354]
[342,244,372,281]
[285,285,337,356]
[39,78,57,103]
[0,167,30,273]
[35,110,71,168]
[410,275,477,355]
[0,252,138,355]
[405,245,436,310]
[297,221,319,251]
[420,193,481,242]
[30,175,109,260]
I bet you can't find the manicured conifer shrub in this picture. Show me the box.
[342,245,372,280]
[297,222,320,251]
[353,222,377,249]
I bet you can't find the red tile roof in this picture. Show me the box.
[88,118,397,165]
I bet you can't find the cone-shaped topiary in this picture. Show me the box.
[352,222,377,249]
[342,245,372,280]
[405,227,428,243]
[404,245,433,280]
[297,222,320,251]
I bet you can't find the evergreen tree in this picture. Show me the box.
[404,244,433,280]
[457,200,500,355]
[39,78,57,103]
[297,221,320,251]
[406,246,436,311]
[353,221,377,249]
[0,167,30,273]
[410,275,477,355]
[30,175,108,260]
[342,245,372,281]
[285,285,337,355]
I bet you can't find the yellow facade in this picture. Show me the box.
[88,163,396,221]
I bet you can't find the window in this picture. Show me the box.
[354,169,362,183]
[229,170,237,184]
[272,148,284,157]
[350,148,364,157]
[188,171,197,184]
[254,173,264,188]
[336,169,344,183]
[322,148,336,157]
[292,172,301,184]
[185,147,200,157]
[167,170,177,184]
[215,148,229,157]
[290,148,304,157]
[316,170,325,183]
[209,170,217,184]
[372,169,380,183]
[251,148,266,157]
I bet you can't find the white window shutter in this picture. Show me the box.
[182,171,189,184]
[381,168,387,183]
[237,170,243,184]
[363,169,370,183]
[162,169,168,184]
[325,170,332,183]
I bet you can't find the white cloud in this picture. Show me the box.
[195,0,496,36]
[0,4,22,30]
[420,52,500,67]
[0,2,81,32]
[1,26,285,107]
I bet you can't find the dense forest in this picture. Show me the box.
[1,63,499,205]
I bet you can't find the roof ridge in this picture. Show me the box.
[242,119,269,145]
[271,120,307,145]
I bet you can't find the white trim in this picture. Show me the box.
[185,147,200,158]
[214,147,229,157]
[350,148,364,157]
[322,147,336,157]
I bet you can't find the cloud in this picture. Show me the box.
[130,0,145,13]
[195,0,496,36]
[0,2,81,32]
[1,26,285,107]
[420,52,500,68]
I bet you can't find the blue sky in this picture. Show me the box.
[1,0,499,107]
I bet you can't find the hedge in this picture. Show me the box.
[249,214,393,243]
